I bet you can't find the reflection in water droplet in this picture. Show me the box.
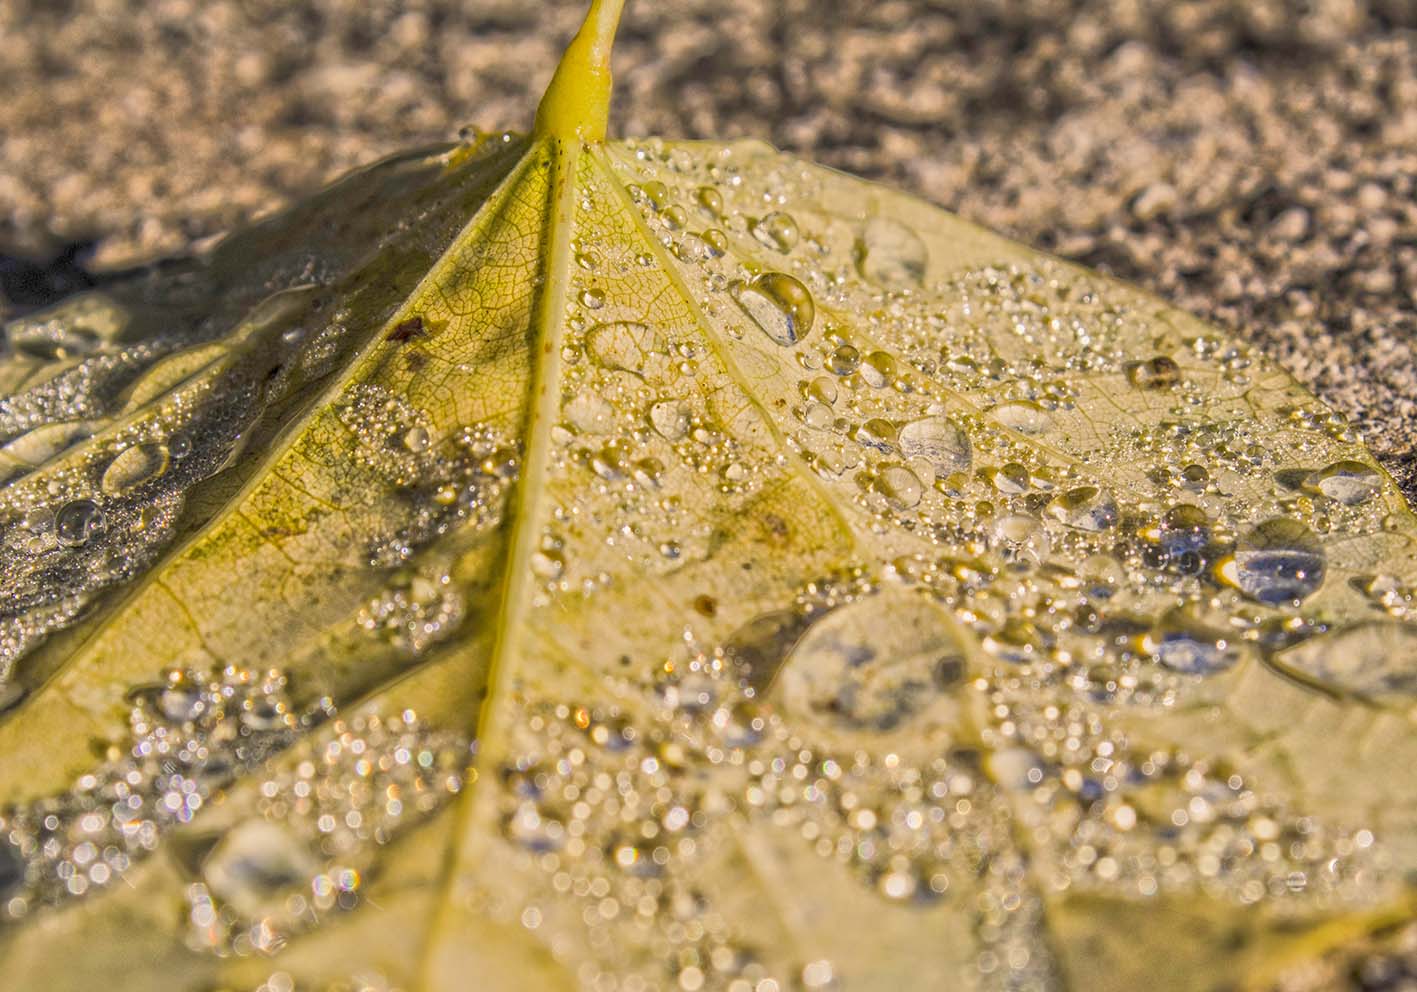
[991,514,1050,567]
[1273,620,1417,703]
[1230,518,1326,605]
[730,272,815,346]
[776,594,968,737]
[855,217,927,287]
[827,344,861,376]
[990,400,1052,435]
[100,443,170,496]
[751,212,799,253]
[587,321,658,375]
[54,498,104,547]
[854,418,897,453]
[859,351,897,389]
[580,288,606,310]
[1125,356,1182,389]
[649,400,691,441]
[986,462,1030,494]
[1312,460,1381,506]
[897,417,971,478]
[1046,486,1118,532]
[1144,608,1244,675]
[875,466,923,508]
[201,820,318,919]
[1156,504,1210,556]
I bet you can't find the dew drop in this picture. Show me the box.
[1125,356,1182,389]
[201,821,318,919]
[826,344,861,376]
[1155,503,1210,556]
[587,321,659,375]
[701,228,729,256]
[401,427,431,454]
[54,498,104,547]
[776,594,968,738]
[1311,460,1382,506]
[986,462,1030,494]
[875,465,923,508]
[854,418,897,453]
[855,217,927,287]
[566,394,617,435]
[579,288,606,310]
[858,351,897,389]
[1143,608,1244,675]
[1273,620,1417,703]
[1046,486,1118,532]
[649,400,692,441]
[897,417,972,478]
[730,272,815,346]
[1230,518,1326,605]
[990,400,1053,435]
[750,211,799,253]
[991,514,1050,567]
[695,186,724,217]
[99,442,170,496]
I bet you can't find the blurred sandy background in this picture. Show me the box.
[0,0,1414,495]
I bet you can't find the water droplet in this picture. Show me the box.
[695,186,724,217]
[701,228,729,256]
[1046,486,1118,532]
[587,321,660,375]
[855,217,927,287]
[990,400,1052,435]
[54,498,104,547]
[826,344,861,376]
[1143,608,1245,675]
[1154,503,1210,556]
[649,400,691,441]
[751,211,799,253]
[858,351,897,388]
[897,417,971,478]
[854,418,897,453]
[579,288,606,310]
[1229,518,1327,605]
[1311,460,1382,506]
[730,272,815,346]
[986,462,1030,494]
[566,393,617,435]
[1126,356,1182,389]
[99,442,170,496]
[201,821,318,919]
[875,466,923,508]
[776,594,968,738]
[401,427,431,453]
[641,181,671,211]
[991,514,1050,567]
[986,748,1046,791]
[1273,621,1417,704]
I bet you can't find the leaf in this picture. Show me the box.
[1,3,1415,990]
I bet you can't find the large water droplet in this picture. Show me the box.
[897,416,971,478]
[775,594,969,740]
[1272,620,1417,704]
[855,217,927,287]
[649,399,691,441]
[1046,486,1119,532]
[54,498,104,547]
[990,400,1052,435]
[1229,518,1326,605]
[1143,607,1246,675]
[1311,460,1382,506]
[874,465,923,509]
[1154,503,1210,557]
[1125,356,1182,390]
[731,272,815,346]
[100,442,170,496]
[587,321,660,375]
[751,211,800,253]
[201,820,318,918]
[991,514,1050,567]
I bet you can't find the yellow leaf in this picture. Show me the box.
[0,3,1414,989]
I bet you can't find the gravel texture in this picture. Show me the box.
[0,0,1414,497]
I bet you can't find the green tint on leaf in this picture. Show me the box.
[1,9,1416,992]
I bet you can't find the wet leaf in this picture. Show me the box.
[1,3,1415,990]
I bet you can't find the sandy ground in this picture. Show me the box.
[0,0,1414,502]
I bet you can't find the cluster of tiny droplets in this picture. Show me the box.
[0,666,327,921]
[185,709,471,957]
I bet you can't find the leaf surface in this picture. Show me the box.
[0,125,1414,992]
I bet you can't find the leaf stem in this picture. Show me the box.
[533,0,627,143]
